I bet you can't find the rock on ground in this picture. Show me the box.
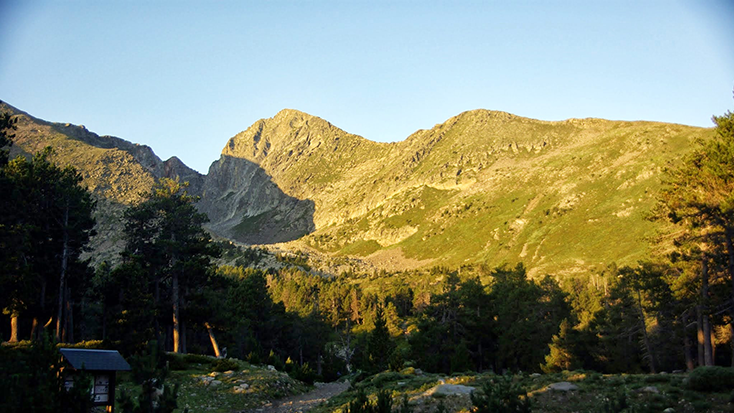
[546,382,579,392]
[423,384,476,396]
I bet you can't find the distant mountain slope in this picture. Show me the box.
[1,101,714,276]
[0,101,204,264]
[207,109,713,276]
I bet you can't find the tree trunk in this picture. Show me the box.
[701,256,714,366]
[205,322,221,358]
[697,307,705,367]
[101,300,107,340]
[30,317,38,341]
[154,276,161,343]
[55,203,70,342]
[682,311,695,371]
[725,227,734,366]
[703,317,714,365]
[37,279,47,341]
[79,298,86,341]
[636,289,656,373]
[66,288,74,343]
[9,311,19,342]
[172,271,180,353]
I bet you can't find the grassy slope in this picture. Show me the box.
[315,370,731,413]
[235,110,711,276]
[115,356,309,413]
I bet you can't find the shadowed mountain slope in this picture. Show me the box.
[0,101,204,264]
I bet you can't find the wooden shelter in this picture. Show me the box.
[59,348,131,413]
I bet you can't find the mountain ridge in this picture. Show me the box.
[0,100,714,275]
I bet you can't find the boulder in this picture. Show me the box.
[424,384,476,396]
[639,386,659,394]
[547,382,579,392]
[233,383,250,393]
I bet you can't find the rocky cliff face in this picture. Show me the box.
[1,101,715,275]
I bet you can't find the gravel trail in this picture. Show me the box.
[242,381,350,413]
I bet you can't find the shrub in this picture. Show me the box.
[374,389,392,413]
[290,362,317,385]
[345,388,371,413]
[643,374,670,383]
[166,353,188,371]
[687,366,734,392]
[597,389,628,413]
[471,375,531,413]
[183,354,214,365]
[345,388,393,413]
[370,371,403,387]
[212,358,240,372]
[398,393,411,413]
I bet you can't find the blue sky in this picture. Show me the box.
[1,1,732,173]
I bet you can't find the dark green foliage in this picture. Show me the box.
[388,347,404,372]
[470,375,531,413]
[490,264,570,373]
[398,393,412,413]
[183,353,213,365]
[597,389,629,413]
[290,362,316,385]
[687,366,734,392]
[119,340,179,413]
[121,178,220,353]
[0,333,94,412]
[345,387,392,413]
[369,371,403,387]
[165,353,189,371]
[211,358,240,372]
[0,108,16,166]
[346,388,371,413]
[0,146,96,343]
[374,388,393,413]
[542,319,580,373]
[367,305,393,372]
[450,340,472,373]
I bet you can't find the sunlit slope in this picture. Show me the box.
[216,109,711,275]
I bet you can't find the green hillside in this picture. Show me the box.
[215,109,712,276]
[0,101,714,276]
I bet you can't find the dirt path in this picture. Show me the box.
[243,381,351,413]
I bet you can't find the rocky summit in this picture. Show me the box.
[1,101,713,276]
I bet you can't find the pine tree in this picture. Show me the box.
[367,304,393,372]
[542,319,578,373]
[122,178,219,352]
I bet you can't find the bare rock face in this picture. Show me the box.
[199,154,314,244]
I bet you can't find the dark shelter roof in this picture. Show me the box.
[59,348,131,371]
